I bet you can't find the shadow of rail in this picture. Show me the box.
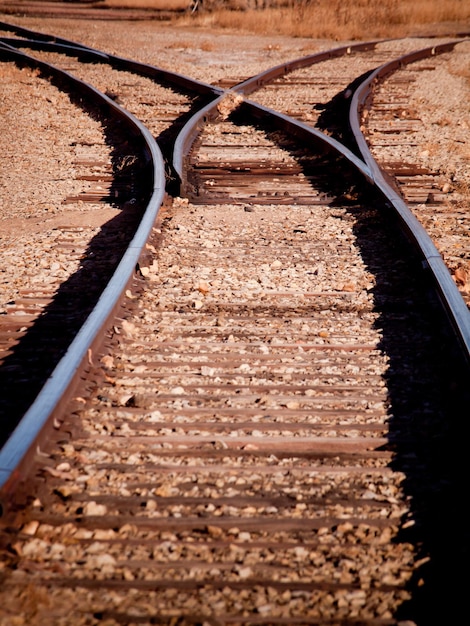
[0,46,216,462]
[220,104,470,624]
[0,75,152,448]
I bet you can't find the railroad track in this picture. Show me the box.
[195,35,470,308]
[0,24,469,625]
[351,43,470,308]
[0,39,159,447]
[0,27,221,444]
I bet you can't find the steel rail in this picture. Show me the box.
[0,34,224,181]
[231,40,382,97]
[0,19,98,49]
[172,39,390,186]
[172,94,374,192]
[171,36,447,181]
[0,42,166,496]
[0,20,224,98]
[0,37,223,98]
[172,41,470,371]
[349,40,470,363]
[0,26,227,500]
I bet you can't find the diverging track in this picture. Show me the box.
[0,24,469,625]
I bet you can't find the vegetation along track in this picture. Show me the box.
[0,24,469,625]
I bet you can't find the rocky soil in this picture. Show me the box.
[0,14,469,625]
[0,17,468,309]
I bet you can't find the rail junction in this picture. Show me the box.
[0,19,469,625]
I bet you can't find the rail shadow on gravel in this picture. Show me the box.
[342,183,469,625]
[313,81,470,622]
[0,112,149,449]
[314,70,375,157]
[323,172,467,626]
[0,53,214,450]
[229,106,469,624]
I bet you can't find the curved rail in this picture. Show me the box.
[0,29,224,187]
[349,40,470,362]
[0,23,234,498]
[0,19,100,49]
[173,94,374,190]
[173,39,470,368]
[0,42,166,494]
[172,39,389,184]
[0,21,224,98]
[231,40,382,97]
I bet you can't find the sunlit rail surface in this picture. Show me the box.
[0,22,469,625]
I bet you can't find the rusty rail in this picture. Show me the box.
[0,41,165,494]
[349,40,470,362]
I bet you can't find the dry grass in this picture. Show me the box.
[102,0,470,40]
[197,0,470,40]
